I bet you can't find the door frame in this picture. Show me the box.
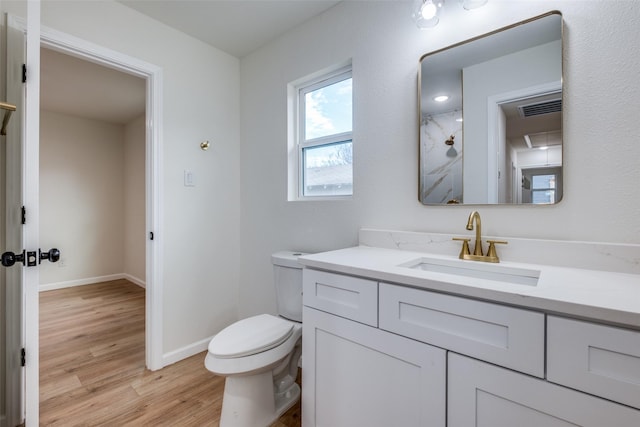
[486,81,561,203]
[14,13,164,426]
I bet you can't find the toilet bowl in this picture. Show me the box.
[204,251,305,427]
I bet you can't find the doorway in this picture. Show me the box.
[37,46,149,422]
[3,16,164,425]
[39,47,147,292]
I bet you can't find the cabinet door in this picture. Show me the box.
[302,307,446,427]
[448,353,640,427]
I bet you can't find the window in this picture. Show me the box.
[290,66,352,199]
[531,173,556,204]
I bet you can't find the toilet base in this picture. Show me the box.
[219,371,300,427]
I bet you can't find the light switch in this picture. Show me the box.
[184,169,195,187]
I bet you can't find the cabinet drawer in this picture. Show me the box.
[379,283,545,377]
[547,316,640,409]
[303,269,378,326]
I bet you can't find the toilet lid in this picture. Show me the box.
[209,314,294,359]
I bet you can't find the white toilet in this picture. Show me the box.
[205,251,305,427]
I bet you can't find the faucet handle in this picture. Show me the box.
[486,240,508,261]
[452,237,471,259]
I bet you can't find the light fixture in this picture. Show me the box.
[414,0,488,29]
[413,0,443,29]
[460,0,488,10]
[434,95,449,102]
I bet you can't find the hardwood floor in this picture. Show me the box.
[40,279,301,426]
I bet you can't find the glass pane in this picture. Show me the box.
[304,78,352,140]
[303,141,352,197]
[532,174,556,189]
[532,190,555,204]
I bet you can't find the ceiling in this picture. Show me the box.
[41,47,146,124]
[41,0,342,124]
[118,0,342,58]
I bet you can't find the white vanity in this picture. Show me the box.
[299,229,640,427]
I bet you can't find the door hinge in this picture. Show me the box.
[22,64,27,83]
[21,206,26,225]
[21,348,26,367]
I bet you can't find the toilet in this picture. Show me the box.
[205,251,305,427]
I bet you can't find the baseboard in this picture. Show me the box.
[123,274,146,288]
[162,336,213,367]
[39,273,146,292]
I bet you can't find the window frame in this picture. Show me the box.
[530,173,557,204]
[291,65,353,201]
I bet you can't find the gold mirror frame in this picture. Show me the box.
[419,11,563,205]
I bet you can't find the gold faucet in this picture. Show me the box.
[466,210,483,256]
[453,211,507,263]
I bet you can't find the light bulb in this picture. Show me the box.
[413,0,443,29]
[421,1,438,19]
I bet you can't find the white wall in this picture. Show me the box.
[39,111,146,289]
[39,111,125,285]
[124,115,146,284]
[238,0,640,318]
[0,0,241,357]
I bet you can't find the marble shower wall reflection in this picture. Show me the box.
[420,111,462,204]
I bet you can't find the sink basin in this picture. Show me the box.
[400,257,540,286]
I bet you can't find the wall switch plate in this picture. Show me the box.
[184,169,195,187]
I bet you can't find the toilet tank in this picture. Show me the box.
[272,251,306,322]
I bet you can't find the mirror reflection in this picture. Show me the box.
[419,12,563,205]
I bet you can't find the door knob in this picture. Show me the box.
[1,251,25,267]
[39,248,61,263]
[1,248,61,267]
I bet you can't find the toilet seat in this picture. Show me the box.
[209,314,294,359]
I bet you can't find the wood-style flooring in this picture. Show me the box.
[39,279,301,426]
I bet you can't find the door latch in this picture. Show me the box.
[26,251,37,267]
[1,248,61,267]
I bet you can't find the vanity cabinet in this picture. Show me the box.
[302,268,640,427]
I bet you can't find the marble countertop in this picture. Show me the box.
[299,245,640,329]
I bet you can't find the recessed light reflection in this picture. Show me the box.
[434,95,449,102]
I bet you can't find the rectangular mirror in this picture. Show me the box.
[419,12,563,205]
